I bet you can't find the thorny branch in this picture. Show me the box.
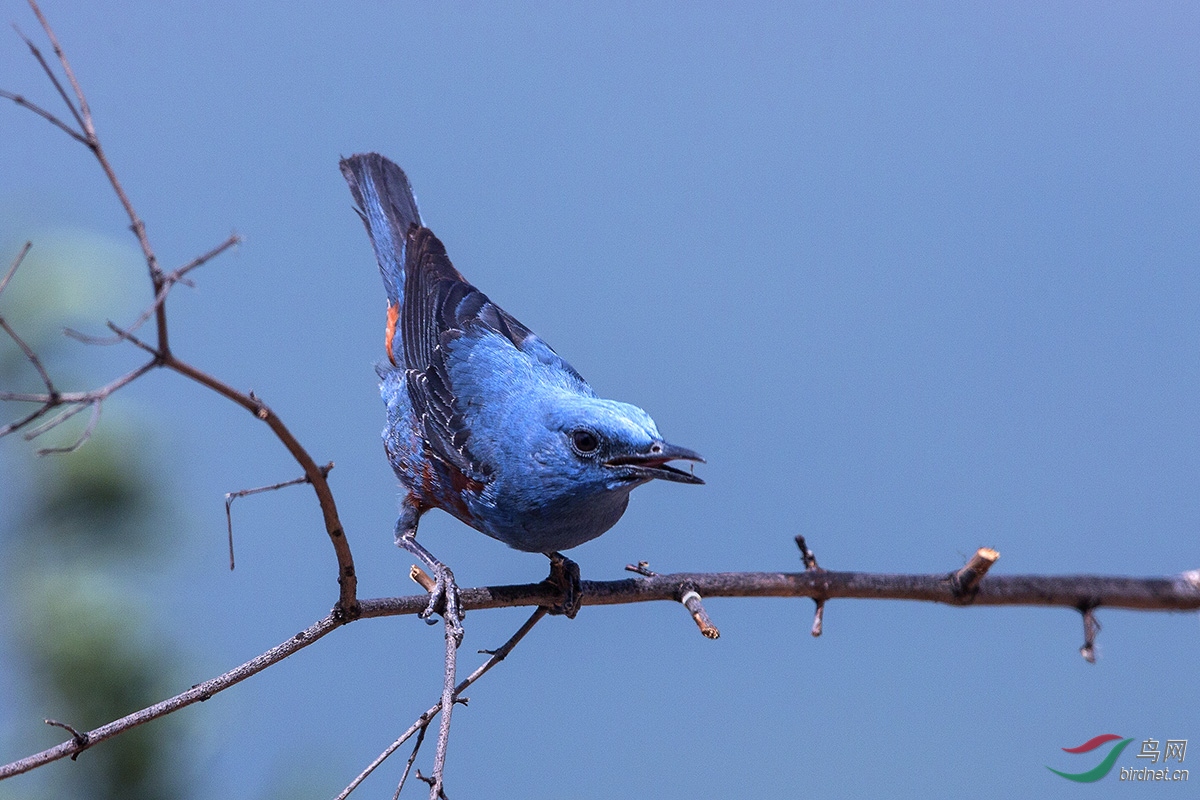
[0,0,358,615]
[1,563,1197,782]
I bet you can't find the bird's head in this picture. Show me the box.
[545,397,705,489]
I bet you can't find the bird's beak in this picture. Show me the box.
[605,441,705,485]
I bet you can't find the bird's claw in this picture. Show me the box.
[420,563,464,646]
[544,551,582,618]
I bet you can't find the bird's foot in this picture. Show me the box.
[544,551,582,618]
[419,562,464,646]
[395,524,465,646]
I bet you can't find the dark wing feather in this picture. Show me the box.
[399,226,560,484]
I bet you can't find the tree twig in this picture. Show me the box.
[0,359,156,442]
[0,241,33,296]
[22,397,92,440]
[162,353,358,613]
[0,243,57,399]
[0,611,344,779]
[679,583,720,639]
[393,724,428,800]
[64,233,241,347]
[224,463,334,570]
[0,87,85,143]
[1,3,358,616]
[427,617,458,798]
[335,607,548,800]
[26,1,166,341]
[0,317,55,396]
[33,398,99,455]
[11,22,83,131]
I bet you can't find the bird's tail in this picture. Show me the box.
[340,153,422,311]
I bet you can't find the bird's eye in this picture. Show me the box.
[570,428,600,456]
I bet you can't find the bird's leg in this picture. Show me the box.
[395,512,464,646]
[543,551,583,618]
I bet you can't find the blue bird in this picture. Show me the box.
[340,154,703,640]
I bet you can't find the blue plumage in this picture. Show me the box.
[340,154,703,634]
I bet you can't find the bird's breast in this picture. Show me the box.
[465,474,633,553]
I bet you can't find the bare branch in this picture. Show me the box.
[1,359,154,444]
[65,233,241,347]
[953,547,1000,597]
[394,724,428,800]
[25,0,90,135]
[12,22,84,132]
[0,611,344,779]
[429,615,458,799]
[42,719,87,758]
[21,398,90,439]
[162,354,358,613]
[0,241,33,297]
[336,608,549,800]
[0,89,86,144]
[4,0,359,616]
[627,563,719,637]
[3,563,1197,782]
[63,284,172,346]
[0,244,57,398]
[34,399,99,455]
[174,233,241,281]
[414,771,442,799]
[0,319,55,396]
[25,0,168,355]
[1080,607,1100,664]
[0,403,53,439]
[809,594,825,637]
[101,320,157,354]
[0,359,156,408]
[794,534,820,571]
[224,463,334,570]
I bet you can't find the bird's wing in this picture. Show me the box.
[401,227,590,482]
[399,227,486,480]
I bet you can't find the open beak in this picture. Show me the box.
[605,441,705,485]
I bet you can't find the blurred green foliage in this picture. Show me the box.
[0,236,193,800]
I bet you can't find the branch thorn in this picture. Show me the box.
[43,719,88,758]
[679,584,720,639]
[625,560,657,577]
[952,547,1000,600]
[795,534,827,636]
[1079,606,1100,664]
[411,565,435,592]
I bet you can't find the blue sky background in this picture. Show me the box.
[2,2,1199,797]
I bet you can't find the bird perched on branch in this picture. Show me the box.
[340,154,704,642]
